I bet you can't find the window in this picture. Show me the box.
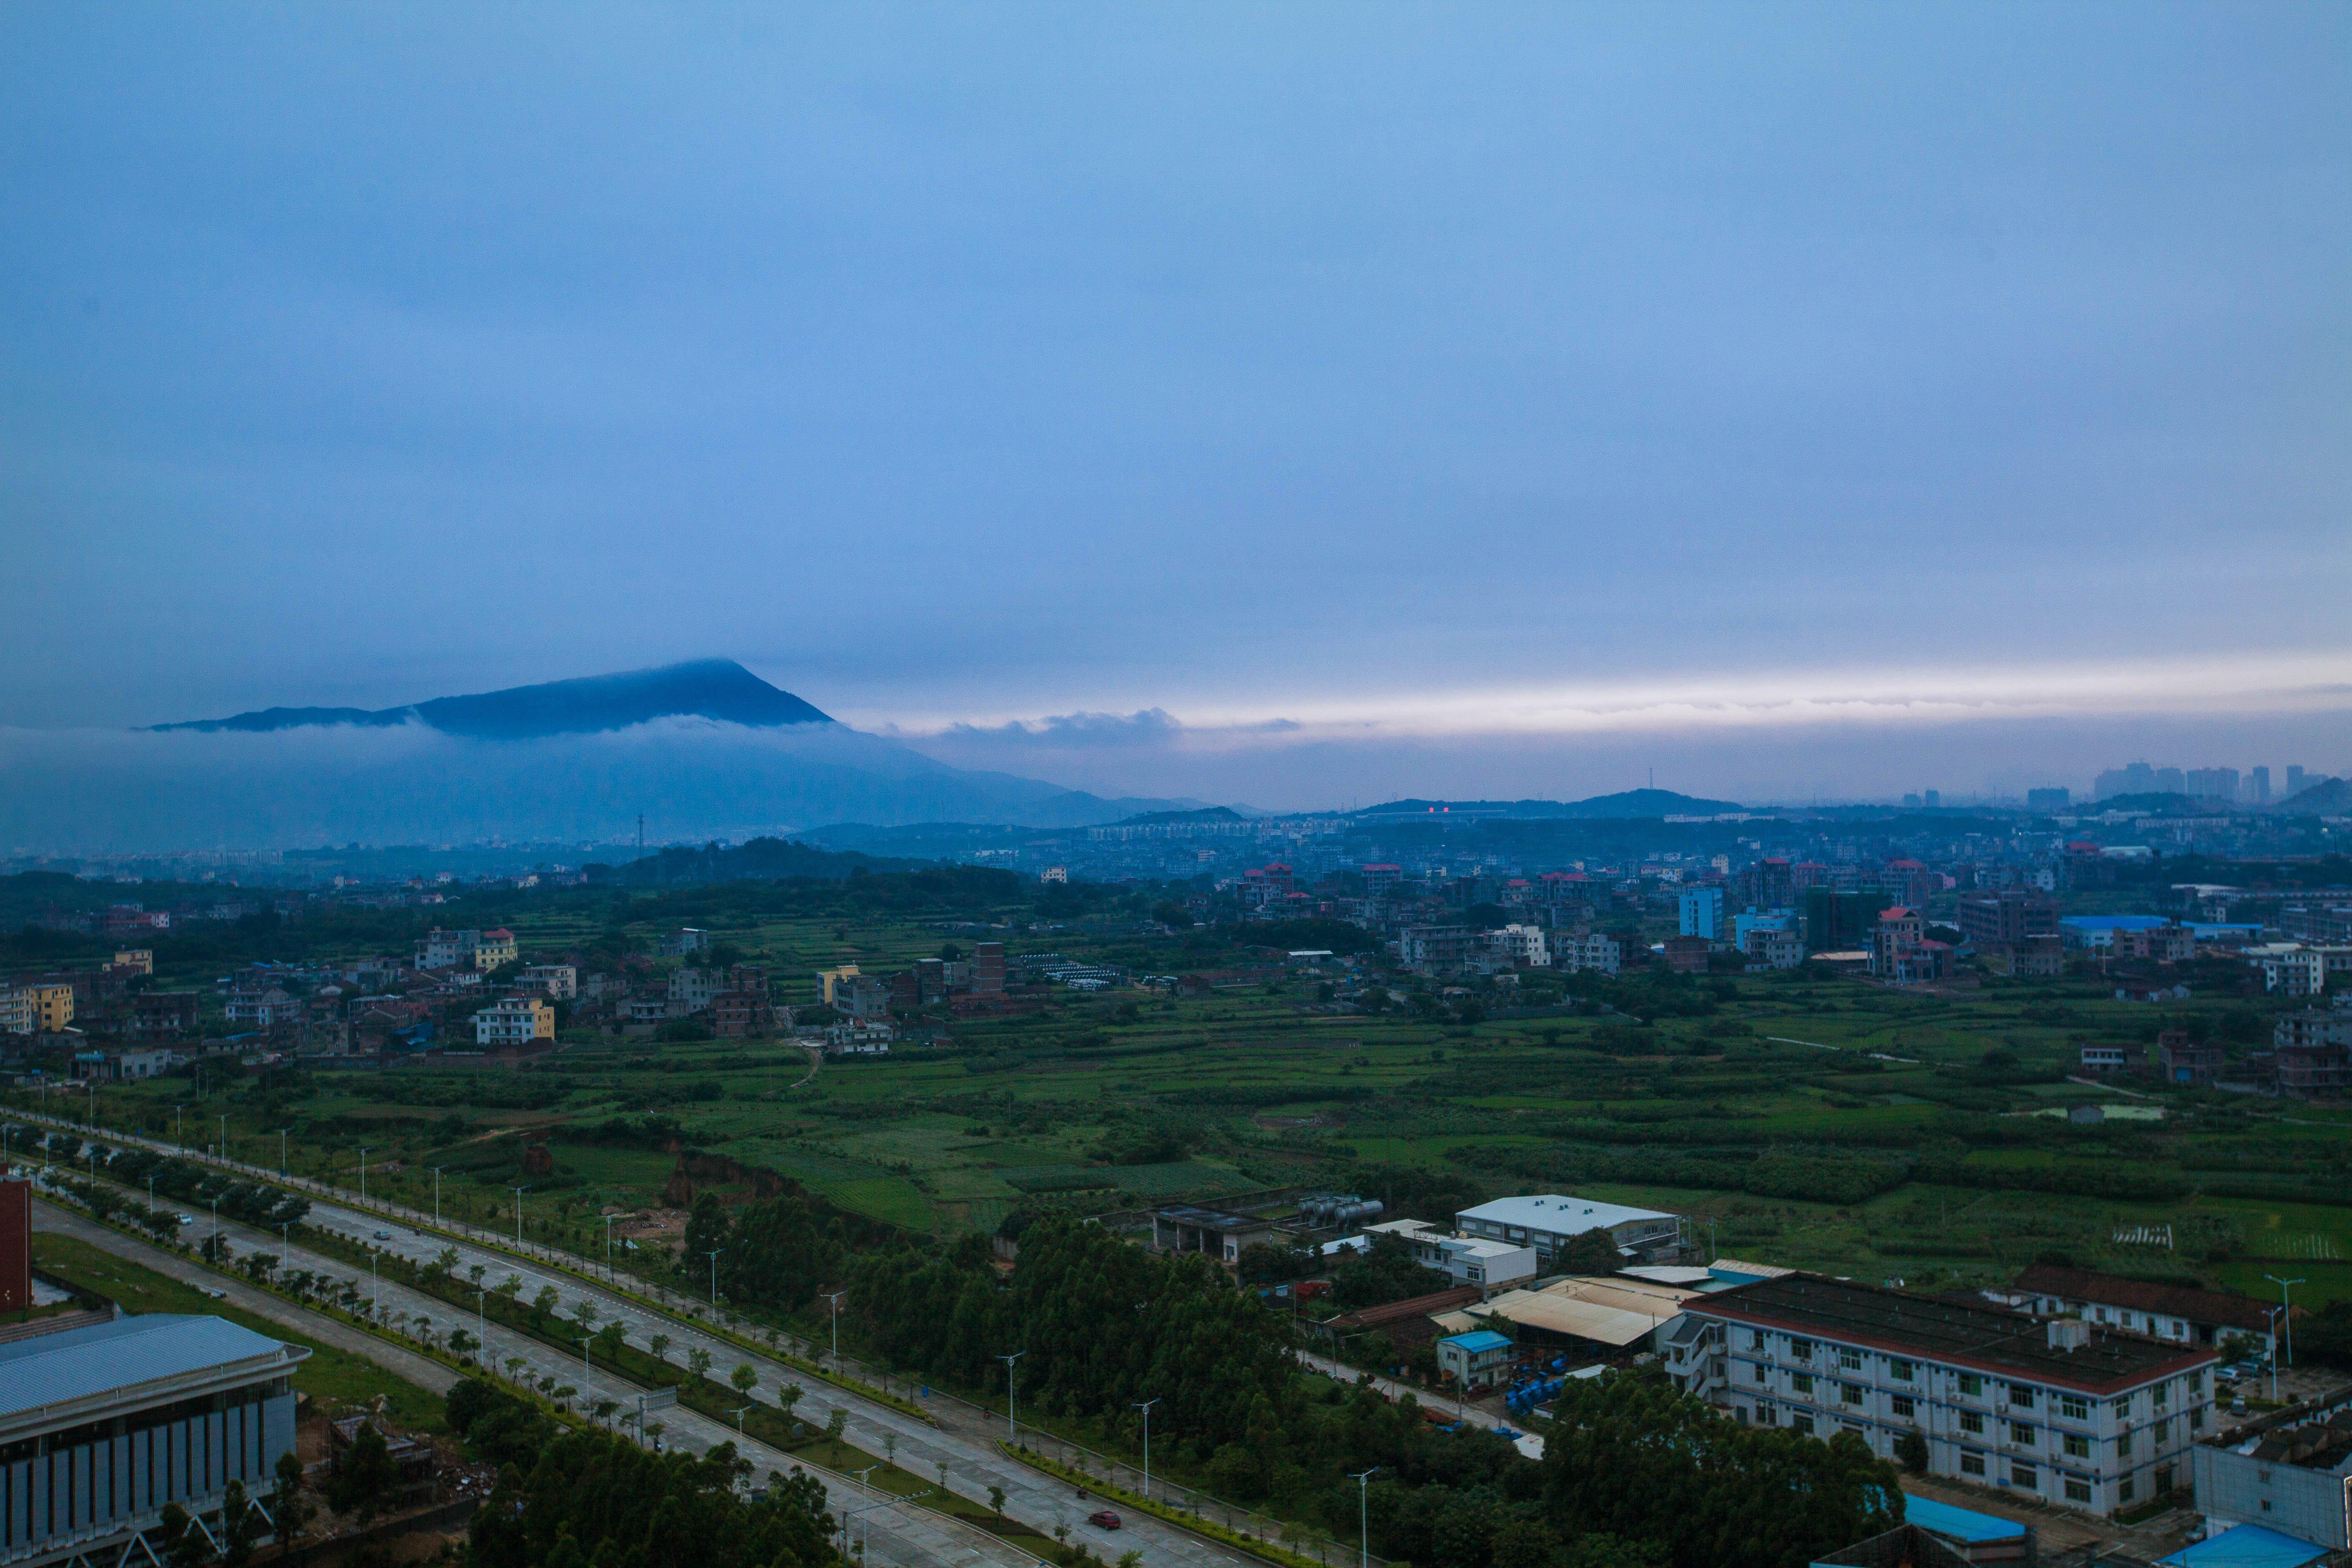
[2063,1434,2090,1459]
[2011,1463,2037,1489]
[2153,1380,2169,1409]
[1791,1339,1813,1362]
[2064,1479,2092,1504]
[1751,1328,1767,1349]
[2007,1384,2036,1410]
[1960,1411,1984,1435]
[2112,1394,2132,1417]
[2011,1423,2036,1447]
[1957,1373,1984,1398]
[1841,1383,1865,1407]
[1891,1395,1915,1420]
[1838,1349,1864,1372]
[2117,1431,2133,1458]
[2118,1478,2135,1504]
[1757,1404,1777,1426]
[1791,1373,1813,1395]
[2190,1407,2204,1431]
[1961,1453,1987,1477]
[2152,1419,2168,1444]
[1889,1359,1915,1383]
[2060,1394,2089,1422]
[1793,1414,1815,1436]
[2187,1369,2203,1393]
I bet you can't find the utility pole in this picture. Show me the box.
[2266,1275,2306,1368]
[1132,1397,1160,1501]
[218,1113,227,1164]
[1350,1467,1379,1568]
[278,1128,289,1178]
[997,1351,1026,1447]
[358,1146,372,1202]
[431,1167,444,1228]
[823,1290,846,1363]
[704,1249,724,1308]
[512,1187,529,1247]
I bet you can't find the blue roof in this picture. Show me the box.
[0,1314,296,1418]
[2159,1524,2330,1568]
[2061,915,2175,931]
[1441,1331,1513,1353]
[1901,1496,2027,1544]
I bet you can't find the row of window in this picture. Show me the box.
[1738,1333,2195,1416]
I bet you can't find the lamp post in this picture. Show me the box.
[217,1113,227,1165]
[823,1291,847,1364]
[511,1187,529,1247]
[997,1351,1026,1447]
[358,1146,372,1202]
[733,1406,753,1442]
[431,1167,444,1228]
[1132,1397,1160,1501]
[2266,1308,2283,1402]
[705,1249,724,1308]
[175,1104,183,1148]
[1349,1467,1378,1568]
[277,1129,289,1179]
[471,1288,487,1359]
[2265,1275,2306,1369]
[602,1214,616,1278]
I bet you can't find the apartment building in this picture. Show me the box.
[415,927,518,972]
[1678,1274,2216,1516]
[472,996,554,1047]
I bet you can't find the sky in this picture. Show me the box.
[4,4,2349,810]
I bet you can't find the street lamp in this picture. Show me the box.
[2265,1276,2306,1369]
[705,1249,724,1308]
[602,1214,616,1277]
[732,1406,753,1442]
[470,1287,487,1358]
[174,1105,184,1148]
[278,1129,290,1178]
[2266,1308,2284,1402]
[1132,1397,1160,1502]
[218,1113,227,1164]
[822,1290,847,1363]
[431,1167,444,1228]
[511,1187,530,1247]
[1349,1467,1378,1568]
[358,1146,373,1202]
[997,1351,1026,1447]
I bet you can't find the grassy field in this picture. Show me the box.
[44,902,2352,1313]
[31,1232,448,1432]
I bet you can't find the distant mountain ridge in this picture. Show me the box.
[1353,788,1746,821]
[151,658,832,738]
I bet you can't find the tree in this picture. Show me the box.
[328,1421,397,1522]
[649,1332,673,1363]
[1895,1429,1929,1475]
[732,1362,760,1397]
[826,1408,848,1444]
[688,1346,714,1381]
[988,1485,1006,1516]
[531,1284,561,1322]
[157,1502,209,1568]
[268,1451,314,1546]
[1556,1227,1624,1277]
[219,1480,264,1567]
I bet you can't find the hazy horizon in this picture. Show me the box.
[6,5,2349,817]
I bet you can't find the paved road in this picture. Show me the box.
[1292,1349,1545,1460]
[30,1193,1027,1568]
[14,1112,1258,1568]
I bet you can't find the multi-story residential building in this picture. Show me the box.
[519,965,577,1000]
[1677,1274,2216,1515]
[662,928,710,957]
[129,991,201,1038]
[0,988,34,1037]
[1454,1194,1684,1269]
[1399,926,1483,976]
[970,941,1006,995]
[668,965,722,1013]
[2079,1043,2139,1074]
[1556,931,1629,975]
[415,928,518,972]
[473,996,554,1047]
[2158,1032,2227,1086]
[1956,890,2059,954]
[1489,923,1548,968]
[223,986,299,1029]
[1678,887,1725,941]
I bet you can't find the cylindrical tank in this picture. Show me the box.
[1357,1199,1384,1220]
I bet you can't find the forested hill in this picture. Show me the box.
[588,837,924,885]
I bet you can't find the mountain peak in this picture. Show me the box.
[152,658,833,738]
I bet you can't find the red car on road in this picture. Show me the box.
[1088,1511,1122,1531]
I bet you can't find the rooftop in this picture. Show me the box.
[2012,1263,2291,1336]
[1686,1273,2215,1393]
[1457,1194,1677,1234]
[1153,1203,1279,1234]
[1440,1331,1513,1354]
[0,1314,301,1422]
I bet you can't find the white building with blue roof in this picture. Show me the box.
[0,1314,308,1568]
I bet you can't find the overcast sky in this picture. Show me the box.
[4,5,2347,805]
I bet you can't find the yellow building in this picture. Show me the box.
[113,949,155,975]
[473,995,553,1047]
[475,928,519,971]
[815,965,861,1006]
[26,983,75,1033]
